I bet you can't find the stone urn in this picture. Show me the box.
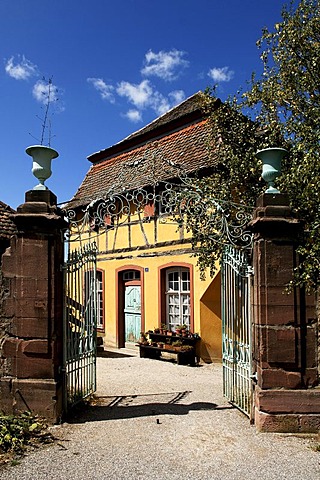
[26,145,59,190]
[256,147,288,194]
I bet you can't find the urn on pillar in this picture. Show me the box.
[26,145,59,191]
[256,147,288,194]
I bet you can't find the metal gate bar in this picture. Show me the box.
[222,245,253,416]
[63,242,98,411]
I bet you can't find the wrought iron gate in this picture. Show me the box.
[62,242,98,411]
[221,244,253,416]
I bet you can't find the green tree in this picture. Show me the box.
[187,0,320,290]
[245,0,320,292]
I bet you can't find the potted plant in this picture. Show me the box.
[172,340,182,351]
[26,77,59,191]
[181,324,188,336]
[175,325,182,335]
[138,332,148,345]
[26,145,59,190]
[160,323,168,335]
[181,345,194,352]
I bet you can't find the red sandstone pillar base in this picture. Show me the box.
[0,190,66,423]
[254,386,320,433]
[0,378,63,424]
[250,194,319,433]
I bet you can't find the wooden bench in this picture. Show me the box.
[138,332,199,366]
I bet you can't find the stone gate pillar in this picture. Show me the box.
[250,194,320,432]
[0,190,67,423]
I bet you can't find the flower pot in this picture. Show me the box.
[26,145,59,190]
[256,147,288,194]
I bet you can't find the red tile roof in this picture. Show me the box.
[0,201,17,240]
[68,92,220,208]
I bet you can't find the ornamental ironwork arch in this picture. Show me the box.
[62,152,254,250]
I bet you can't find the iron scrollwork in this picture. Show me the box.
[62,153,254,249]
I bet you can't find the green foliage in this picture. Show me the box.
[244,0,320,292]
[187,1,320,291]
[180,91,267,278]
[0,412,52,455]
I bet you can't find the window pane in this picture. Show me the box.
[123,270,140,280]
[181,271,190,291]
[182,294,190,305]
[182,305,190,315]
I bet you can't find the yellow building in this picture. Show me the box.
[68,92,222,362]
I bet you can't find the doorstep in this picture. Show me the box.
[98,345,139,357]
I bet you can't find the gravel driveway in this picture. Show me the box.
[1,350,319,480]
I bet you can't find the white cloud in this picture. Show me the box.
[208,66,234,82]
[87,61,187,123]
[117,79,153,108]
[116,79,186,119]
[141,49,189,81]
[87,77,115,102]
[32,79,59,105]
[5,55,37,80]
[124,109,142,123]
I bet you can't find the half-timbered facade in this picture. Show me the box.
[68,92,222,362]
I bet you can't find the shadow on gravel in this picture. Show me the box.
[97,351,135,358]
[68,391,235,424]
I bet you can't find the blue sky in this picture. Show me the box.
[0,0,288,209]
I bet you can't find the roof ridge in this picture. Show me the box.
[88,91,208,163]
[119,91,204,143]
[0,200,16,212]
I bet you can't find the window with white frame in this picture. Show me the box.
[165,267,190,331]
[123,270,140,281]
[96,270,104,330]
[84,269,104,330]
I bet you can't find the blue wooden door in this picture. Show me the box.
[124,285,141,343]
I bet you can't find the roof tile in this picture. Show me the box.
[68,92,219,208]
[69,119,215,208]
[0,201,17,240]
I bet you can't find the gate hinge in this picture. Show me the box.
[247,266,254,276]
[250,372,258,382]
